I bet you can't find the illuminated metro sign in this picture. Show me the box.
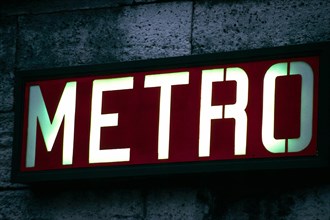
[12,43,330,183]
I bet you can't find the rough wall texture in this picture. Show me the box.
[0,0,329,219]
[192,0,330,53]
[17,1,192,70]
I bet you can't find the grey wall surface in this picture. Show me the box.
[1,0,329,219]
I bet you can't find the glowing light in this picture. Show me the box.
[89,77,133,164]
[199,68,248,157]
[199,69,224,157]
[262,62,313,153]
[26,82,77,167]
[288,62,313,152]
[225,68,248,155]
[144,72,189,160]
[262,63,287,153]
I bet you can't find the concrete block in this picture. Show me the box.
[17,1,192,70]
[218,185,330,220]
[0,74,14,112]
[192,0,330,54]
[0,140,18,188]
[0,112,14,148]
[0,188,144,219]
[0,190,29,219]
[0,17,16,112]
[0,147,26,188]
[0,147,12,170]
[0,0,133,16]
[286,186,330,219]
[134,0,158,3]
[145,187,206,220]
[0,113,26,188]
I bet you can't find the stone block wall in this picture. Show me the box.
[1,0,329,219]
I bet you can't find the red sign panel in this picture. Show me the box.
[12,43,330,183]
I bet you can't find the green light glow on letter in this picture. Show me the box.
[262,63,286,153]
[144,72,189,160]
[262,62,314,153]
[89,77,133,164]
[288,62,313,152]
[199,68,248,157]
[26,82,77,167]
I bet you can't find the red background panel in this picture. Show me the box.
[20,56,319,172]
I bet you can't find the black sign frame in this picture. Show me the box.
[12,42,330,184]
